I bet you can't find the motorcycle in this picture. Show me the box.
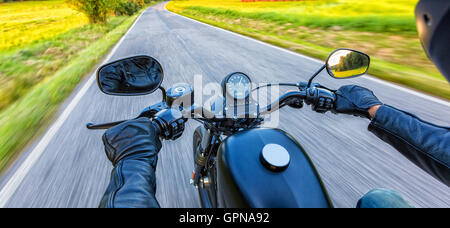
[87,48,371,208]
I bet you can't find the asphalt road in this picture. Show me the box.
[0,2,449,208]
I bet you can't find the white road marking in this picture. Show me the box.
[0,7,148,208]
[164,4,450,107]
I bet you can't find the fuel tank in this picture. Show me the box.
[216,128,332,208]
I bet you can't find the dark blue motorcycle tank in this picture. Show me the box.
[216,128,332,208]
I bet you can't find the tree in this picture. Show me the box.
[115,0,141,16]
[66,0,117,24]
[335,52,369,72]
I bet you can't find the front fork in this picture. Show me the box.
[191,126,219,188]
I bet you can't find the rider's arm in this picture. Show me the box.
[99,118,162,208]
[99,157,160,208]
[334,85,450,186]
[368,105,450,186]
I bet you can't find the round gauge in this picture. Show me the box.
[223,72,252,100]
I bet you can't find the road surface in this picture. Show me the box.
[0,2,449,208]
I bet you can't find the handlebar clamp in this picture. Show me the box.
[306,87,336,113]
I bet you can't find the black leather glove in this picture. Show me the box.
[334,85,382,119]
[100,117,162,208]
[122,59,161,90]
[102,117,162,166]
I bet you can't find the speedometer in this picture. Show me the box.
[223,72,252,100]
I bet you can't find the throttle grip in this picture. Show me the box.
[152,108,185,140]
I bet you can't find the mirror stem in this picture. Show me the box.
[159,86,167,102]
[307,64,326,88]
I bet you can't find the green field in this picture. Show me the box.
[167,0,450,100]
[333,68,367,78]
[0,0,159,173]
[0,1,89,51]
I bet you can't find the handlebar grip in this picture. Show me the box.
[152,108,185,140]
[151,121,161,137]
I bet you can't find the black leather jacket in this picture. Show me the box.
[99,105,449,208]
[99,118,162,208]
[369,105,450,186]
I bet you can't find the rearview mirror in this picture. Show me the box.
[326,49,370,79]
[97,55,163,96]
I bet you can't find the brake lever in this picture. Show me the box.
[316,84,336,93]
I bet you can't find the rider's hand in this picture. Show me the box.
[334,85,382,119]
[102,117,162,166]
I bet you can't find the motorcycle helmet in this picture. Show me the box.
[415,0,450,82]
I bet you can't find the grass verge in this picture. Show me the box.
[0,4,158,174]
[166,0,450,100]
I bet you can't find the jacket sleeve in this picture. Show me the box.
[368,105,450,186]
[99,156,160,208]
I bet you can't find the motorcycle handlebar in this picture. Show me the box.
[179,90,308,120]
[86,85,335,131]
[184,88,333,119]
[259,90,307,115]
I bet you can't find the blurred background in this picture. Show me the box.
[0,0,449,207]
[167,0,449,97]
[0,0,158,175]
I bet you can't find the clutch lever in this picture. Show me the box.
[86,120,127,130]
[87,102,169,130]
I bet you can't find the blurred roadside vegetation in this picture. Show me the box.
[167,0,450,100]
[0,0,159,173]
[66,0,153,23]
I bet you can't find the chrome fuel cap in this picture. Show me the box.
[260,144,290,172]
